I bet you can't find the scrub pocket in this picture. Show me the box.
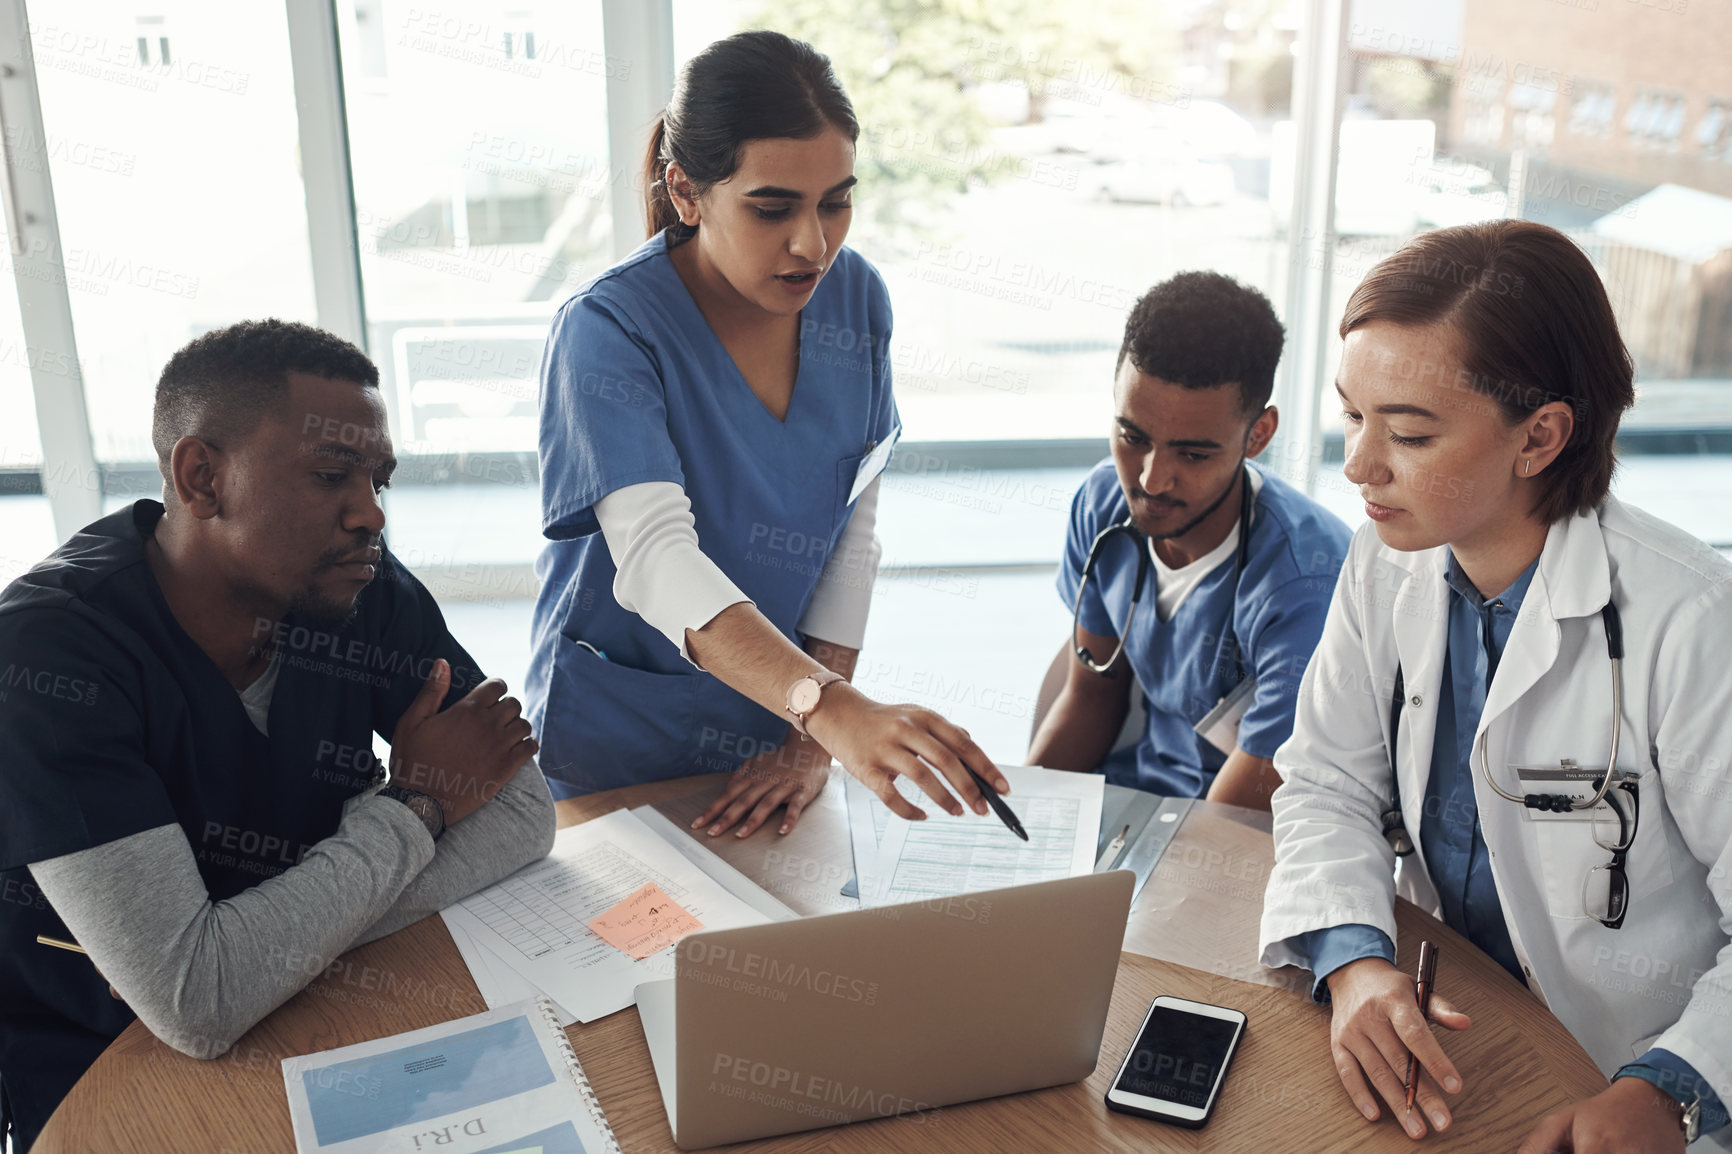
[542,637,700,793]
[1535,768,1672,920]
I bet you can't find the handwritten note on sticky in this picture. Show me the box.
[587,882,705,960]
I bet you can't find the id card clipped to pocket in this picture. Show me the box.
[848,426,900,505]
[1193,676,1255,757]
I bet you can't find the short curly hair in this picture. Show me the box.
[152,319,379,487]
[1116,271,1285,413]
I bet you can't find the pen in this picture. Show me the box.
[1095,824,1130,871]
[37,934,88,955]
[1404,940,1439,1114]
[964,764,1028,841]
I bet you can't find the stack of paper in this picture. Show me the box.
[441,807,794,1024]
[845,765,1105,907]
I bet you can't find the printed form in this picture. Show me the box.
[865,765,1104,907]
[441,808,789,1023]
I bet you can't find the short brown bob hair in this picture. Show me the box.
[1339,219,1634,524]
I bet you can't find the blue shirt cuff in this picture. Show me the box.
[1294,925,1396,1002]
[1615,1049,1729,1136]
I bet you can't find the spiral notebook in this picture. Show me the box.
[281,996,621,1154]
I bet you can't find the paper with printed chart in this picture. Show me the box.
[865,765,1105,907]
[445,920,577,1027]
[281,997,619,1154]
[440,808,786,1023]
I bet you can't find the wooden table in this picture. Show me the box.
[37,773,1607,1152]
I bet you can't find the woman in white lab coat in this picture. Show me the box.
[1259,219,1732,1152]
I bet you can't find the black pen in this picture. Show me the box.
[965,765,1028,841]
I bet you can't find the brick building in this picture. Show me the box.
[1448,0,1732,199]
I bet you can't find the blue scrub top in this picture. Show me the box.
[1056,460,1350,796]
[0,500,482,1150]
[526,232,899,796]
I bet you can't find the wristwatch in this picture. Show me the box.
[380,784,446,842]
[785,671,845,737]
[1616,1068,1703,1143]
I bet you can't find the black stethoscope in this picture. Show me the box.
[1381,598,1626,857]
[1071,464,1254,679]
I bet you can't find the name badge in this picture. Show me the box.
[848,426,900,505]
[1513,763,1621,821]
[1194,676,1255,757]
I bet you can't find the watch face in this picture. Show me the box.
[790,679,821,713]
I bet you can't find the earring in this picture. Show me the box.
[1524,459,1532,476]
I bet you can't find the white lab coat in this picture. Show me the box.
[1260,495,1732,1144]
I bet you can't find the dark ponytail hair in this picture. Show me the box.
[641,30,859,246]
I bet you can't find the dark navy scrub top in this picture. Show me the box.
[1057,459,1351,797]
[0,501,481,1149]
[525,232,899,797]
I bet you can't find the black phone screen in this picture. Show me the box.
[1113,1006,1241,1108]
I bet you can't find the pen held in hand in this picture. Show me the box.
[964,764,1028,841]
[1404,940,1440,1114]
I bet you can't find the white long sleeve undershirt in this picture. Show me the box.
[594,475,882,662]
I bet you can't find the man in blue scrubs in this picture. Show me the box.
[0,321,554,1151]
[1029,272,1350,809]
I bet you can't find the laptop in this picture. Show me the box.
[635,870,1134,1149]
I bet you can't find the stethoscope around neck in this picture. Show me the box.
[1072,464,1255,677]
[1381,598,1627,857]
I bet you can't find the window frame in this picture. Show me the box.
[10,0,1351,542]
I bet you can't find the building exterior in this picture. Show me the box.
[1449,0,1732,199]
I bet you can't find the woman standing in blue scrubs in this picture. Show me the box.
[526,31,1006,837]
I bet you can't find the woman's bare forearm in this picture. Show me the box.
[685,602,835,716]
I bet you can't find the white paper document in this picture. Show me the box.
[446,921,577,1026]
[844,774,894,901]
[440,808,781,1023]
[866,765,1104,907]
[629,805,799,922]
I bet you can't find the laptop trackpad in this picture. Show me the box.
[636,980,678,1130]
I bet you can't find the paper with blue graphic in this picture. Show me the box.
[283,998,619,1154]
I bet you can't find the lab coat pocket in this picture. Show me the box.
[548,638,700,785]
[1535,770,1673,920]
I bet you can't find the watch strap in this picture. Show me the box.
[379,784,446,842]
[1614,1067,1703,1141]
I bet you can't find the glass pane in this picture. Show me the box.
[0,240,41,472]
[1318,3,1732,543]
[336,0,611,585]
[674,1,1301,442]
[0,204,57,585]
[33,1,318,464]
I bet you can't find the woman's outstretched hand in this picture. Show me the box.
[806,685,1010,821]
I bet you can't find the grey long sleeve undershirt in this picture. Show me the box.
[28,758,556,1060]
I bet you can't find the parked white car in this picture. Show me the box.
[1415,162,1509,228]
[1086,154,1236,206]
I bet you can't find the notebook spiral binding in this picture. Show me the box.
[536,995,623,1153]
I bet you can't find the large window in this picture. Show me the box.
[7,0,1732,755]
[331,0,613,588]
[1318,0,1732,544]
[674,0,1299,442]
[33,1,318,465]
[0,222,51,588]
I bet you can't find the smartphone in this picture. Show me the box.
[1104,995,1247,1129]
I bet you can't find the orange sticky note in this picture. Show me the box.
[587,882,704,960]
